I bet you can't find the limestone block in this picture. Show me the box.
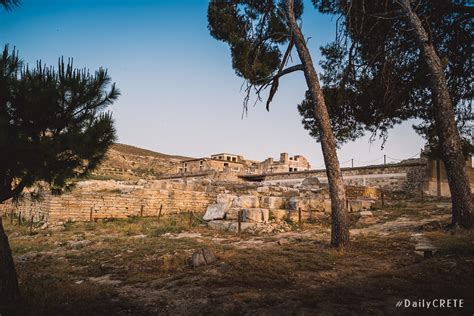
[225,208,241,220]
[203,203,227,221]
[286,197,307,211]
[257,186,270,193]
[242,208,264,223]
[233,195,260,208]
[323,200,332,213]
[261,196,286,209]
[269,209,288,222]
[191,247,216,268]
[307,198,325,211]
[216,194,237,208]
[261,208,269,223]
[208,220,231,231]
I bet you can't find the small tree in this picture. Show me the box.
[0,46,119,312]
[208,0,350,248]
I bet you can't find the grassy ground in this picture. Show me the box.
[5,200,474,315]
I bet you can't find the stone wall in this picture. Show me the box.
[243,161,427,194]
[0,180,219,223]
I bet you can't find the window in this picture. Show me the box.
[289,168,293,172]
[219,156,223,160]
[227,157,231,161]
[224,163,229,167]
[200,160,204,165]
[232,157,237,162]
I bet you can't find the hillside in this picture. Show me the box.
[91,143,194,180]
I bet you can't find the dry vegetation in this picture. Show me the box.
[6,199,474,315]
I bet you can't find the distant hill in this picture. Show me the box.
[91,143,194,180]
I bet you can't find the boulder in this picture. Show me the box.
[359,210,373,217]
[208,220,231,231]
[233,195,260,208]
[203,203,227,221]
[261,196,286,209]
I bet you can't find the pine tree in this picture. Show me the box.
[0,46,119,312]
[208,0,350,247]
[310,0,472,228]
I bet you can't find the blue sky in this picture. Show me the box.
[0,0,426,167]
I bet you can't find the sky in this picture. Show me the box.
[0,0,427,168]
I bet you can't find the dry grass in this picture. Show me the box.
[5,200,474,315]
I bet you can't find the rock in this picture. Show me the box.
[233,195,260,208]
[359,211,373,217]
[277,238,289,245]
[216,194,237,208]
[349,200,374,212]
[302,177,321,186]
[191,247,217,268]
[208,220,231,231]
[269,209,288,222]
[40,223,49,230]
[203,203,227,221]
[242,208,265,223]
[69,240,91,250]
[261,196,286,209]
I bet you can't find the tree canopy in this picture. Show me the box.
[299,0,472,154]
[208,0,304,111]
[0,46,119,202]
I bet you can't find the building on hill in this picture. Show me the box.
[176,152,310,175]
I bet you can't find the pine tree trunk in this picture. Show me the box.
[0,216,20,313]
[286,0,349,247]
[401,0,472,228]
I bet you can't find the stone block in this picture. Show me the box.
[203,203,227,221]
[208,220,231,231]
[242,208,264,223]
[225,208,241,220]
[233,195,260,208]
[216,194,237,208]
[191,247,216,268]
[257,186,270,193]
[261,208,269,223]
[286,197,307,211]
[261,196,286,209]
